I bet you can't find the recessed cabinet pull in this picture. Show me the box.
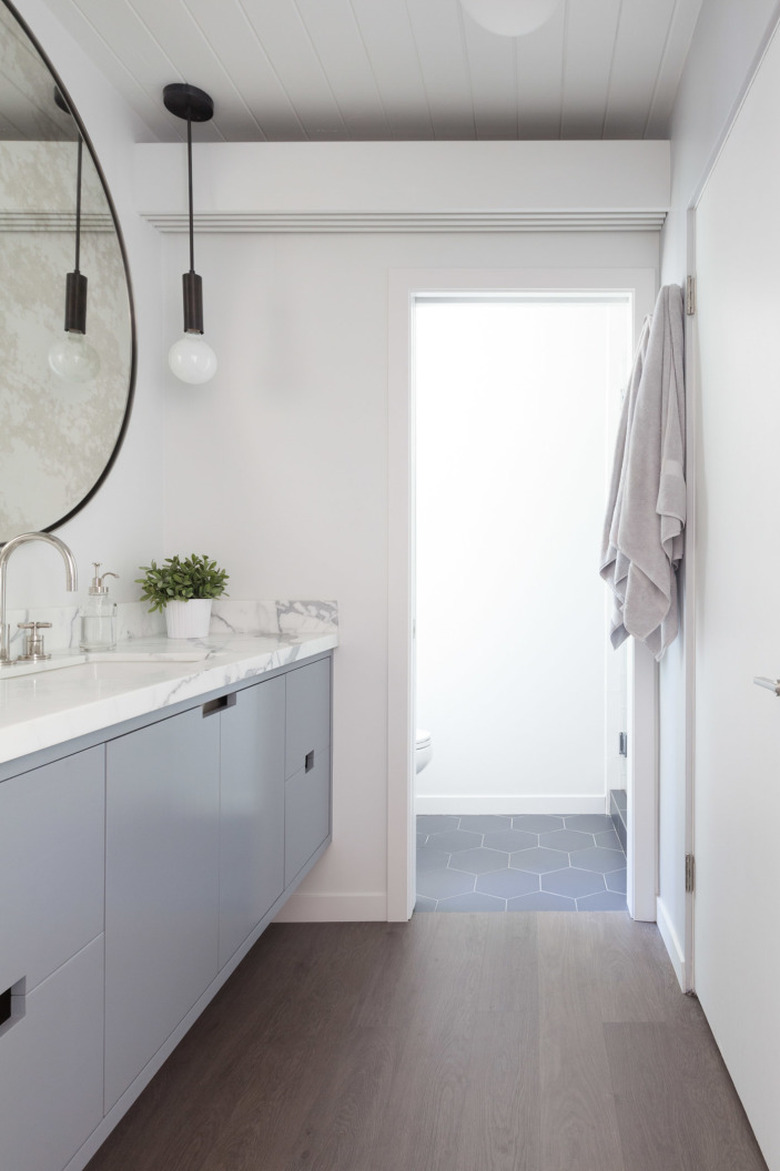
[753,676,780,695]
[305,750,314,773]
[202,693,237,717]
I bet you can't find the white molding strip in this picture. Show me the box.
[273,892,387,922]
[0,212,113,232]
[415,794,609,816]
[143,209,667,234]
[657,895,686,991]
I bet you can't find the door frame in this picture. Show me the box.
[387,266,659,921]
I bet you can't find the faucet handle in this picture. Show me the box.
[16,621,52,662]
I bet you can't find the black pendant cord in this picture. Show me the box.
[74,135,83,273]
[187,111,195,274]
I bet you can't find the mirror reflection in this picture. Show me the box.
[0,1,134,543]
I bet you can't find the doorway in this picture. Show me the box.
[414,296,629,910]
[386,268,659,922]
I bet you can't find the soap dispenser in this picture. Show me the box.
[80,563,119,651]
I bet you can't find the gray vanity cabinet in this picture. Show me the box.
[218,676,285,969]
[0,651,332,1171]
[104,706,221,1112]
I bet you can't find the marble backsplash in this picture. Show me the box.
[3,599,339,658]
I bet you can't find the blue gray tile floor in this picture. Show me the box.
[416,814,627,912]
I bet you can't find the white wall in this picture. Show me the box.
[658,0,780,985]
[7,0,164,613]
[161,229,658,920]
[414,299,628,815]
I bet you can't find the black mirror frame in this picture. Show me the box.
[1,0,137,542]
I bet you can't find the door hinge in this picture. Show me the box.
[685,853,695,893]
[618,731,628,757]
[686,275,696,316]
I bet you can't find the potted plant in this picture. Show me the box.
[136,554,229,639]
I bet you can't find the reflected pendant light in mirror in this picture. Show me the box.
[163,82,217,386]
[48,87,100,382]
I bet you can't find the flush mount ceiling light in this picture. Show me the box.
[459,0,562,36]
[48,87,100,383]
[163,82,217,386]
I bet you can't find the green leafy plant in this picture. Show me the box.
[135,554,229,613]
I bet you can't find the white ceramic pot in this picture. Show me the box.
[164,598,212,639]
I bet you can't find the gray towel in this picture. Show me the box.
[600,284,686,660]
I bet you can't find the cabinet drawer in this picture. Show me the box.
[0,936,104,1171]
[0,746,104,994]
[285,747,331,886]
[285,657,331,780]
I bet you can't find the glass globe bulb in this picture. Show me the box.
[459,0,561,36]
[168,331,218,385]
[48,330,101,382]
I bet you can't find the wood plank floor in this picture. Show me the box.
[86,914,768,1171]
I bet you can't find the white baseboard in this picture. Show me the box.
[273,892,387,922]
[656,895,687,991]
[414,794,609,816]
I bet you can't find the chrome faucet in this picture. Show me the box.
[0,532,78,664]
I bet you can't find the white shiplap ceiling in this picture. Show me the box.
[51,0,703,144]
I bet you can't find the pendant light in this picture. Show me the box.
[163,83,217,386]
[48,88,100,383]
[459,0,561,36]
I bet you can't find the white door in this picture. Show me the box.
[689,23,780,1165]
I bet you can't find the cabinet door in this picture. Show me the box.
[105,706,220,1111]
[0,936,103,1171]
[218,677,285,969]
[285,657,331,779]
[0,746,104,997]
[284,658,332,886]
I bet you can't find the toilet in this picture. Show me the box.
[415,728,432,774]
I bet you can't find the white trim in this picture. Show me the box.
[143,210,668,234]
[656,895,687,991]
[273,893,387,923]
[415,794,609,816]
[683,207,698,991]
[626,640,659,922]
[388,266,659,924]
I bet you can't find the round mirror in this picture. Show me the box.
[0,0,135,544]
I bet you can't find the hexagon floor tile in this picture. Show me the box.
[476,868,540,900]
[541,867,606,899]
[569,846,627,874]
[482,828,538,852]
[416,812,628,913]
[509,846,571,874]
[448,846,510,875]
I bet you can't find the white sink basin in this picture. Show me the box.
[0,647,211,680]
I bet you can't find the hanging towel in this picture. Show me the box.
[600,284,686,660]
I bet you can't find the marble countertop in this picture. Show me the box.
[0,630,338,767]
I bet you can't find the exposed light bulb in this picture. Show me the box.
[460,0,561,36]
[168,330,218,385]
[48,330,101,382]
